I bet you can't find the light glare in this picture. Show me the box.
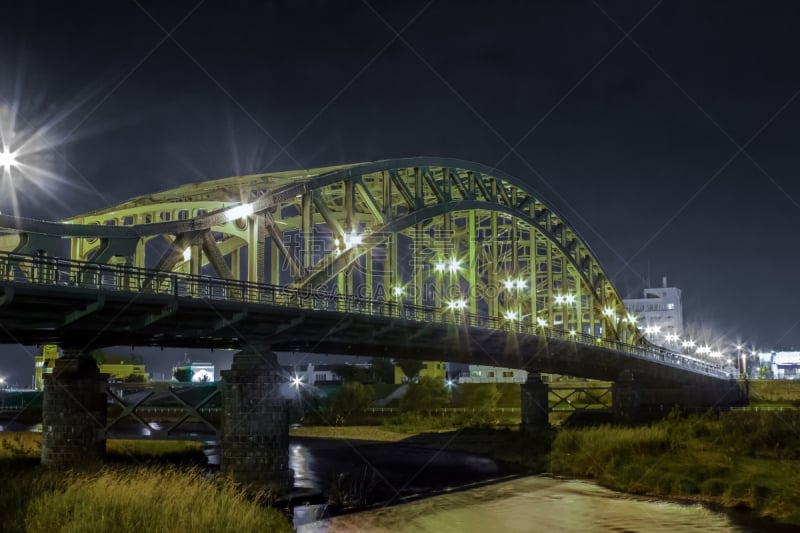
[225,202,254,221]
[0,149,18,173]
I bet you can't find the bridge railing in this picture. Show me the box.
[0,252,730,379]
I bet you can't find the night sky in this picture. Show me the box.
[2,1,800,383]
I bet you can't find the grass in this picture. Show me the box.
[293,410,800,527]
[548,411,800,526]
[23,467,293,533]
[0,433,292,533]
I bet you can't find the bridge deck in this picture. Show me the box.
[0,253,731,387]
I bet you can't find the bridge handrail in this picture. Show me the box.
[0,251,730,379]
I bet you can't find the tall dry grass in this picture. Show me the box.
[24,467,293,533]
[0,433,292,533]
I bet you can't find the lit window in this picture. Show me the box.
[667,303,675,310]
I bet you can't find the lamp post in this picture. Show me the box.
[736,344,743,378]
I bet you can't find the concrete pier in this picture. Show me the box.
[612,369,641,424]
[220,348,293,494]
[41,352,107,466]
[520,373,550,433]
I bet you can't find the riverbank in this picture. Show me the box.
[0,434,293,533]
[292,410,800,527]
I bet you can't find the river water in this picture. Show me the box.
[0,425,792,531]
[289,439,794,532]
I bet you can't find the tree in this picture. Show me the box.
[328,382,375,422]
[123,373,148,383]
[395,358,425,381]
[400,376,450,413]
[452,383,501,410]
[369,357,395,384]
[173,367,193,382]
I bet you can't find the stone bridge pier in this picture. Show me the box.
[41,350,108,466]
[220,348,293,494]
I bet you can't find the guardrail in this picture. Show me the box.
[0,251,730,379]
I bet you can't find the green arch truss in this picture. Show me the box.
[0,157,640,344]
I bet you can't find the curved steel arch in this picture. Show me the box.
[0,157,638,343]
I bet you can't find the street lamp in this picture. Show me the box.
[735,344,743,377]
[0,148,18,175]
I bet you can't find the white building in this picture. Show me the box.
[623,276,684,343]
[456,365,528,384]
[756,351,800,379]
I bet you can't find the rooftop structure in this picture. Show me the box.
[623,276,684,344]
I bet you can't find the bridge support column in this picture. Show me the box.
[220,349,293,495]
[41,351,107,466]
[520,373,550,433]
[612,370,641,425]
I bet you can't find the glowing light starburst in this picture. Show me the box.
[0,95,85,218]
[0,147,18,173]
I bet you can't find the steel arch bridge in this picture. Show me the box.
[2,158,638,341]
[0,157,730,385]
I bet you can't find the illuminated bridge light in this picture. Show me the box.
[536,317,548,327]
[625,313,638,324]
[182,248,191,262]
[434,261,446,273]
[565,294,576,304]
[503,279,515,290]
[504,309,518,321]
[224,202,254,221]
[393,286,404,296]
[554,294,565,304]
[447,299,466,310]
[569,329,577,336]
[514,278,526,290]
[0,148,18,174]
[447,258,460,273]
[343,230,362,249]
[603,307,616,318]
[290,375,303,388]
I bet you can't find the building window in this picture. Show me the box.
[667,303,675,309]
[502,371,513,378]
[488,372,495,377]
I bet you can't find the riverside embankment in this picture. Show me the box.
[292,409,800,528]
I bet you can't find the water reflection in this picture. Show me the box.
[290,442,318,490]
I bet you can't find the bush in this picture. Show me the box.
[328,382,375,423]
[451,383,501,410]
[400,376,450,413]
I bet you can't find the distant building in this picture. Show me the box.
[99,359,150,382]
[394,361,447,384]
[172,360,215,382]
[456,365,528,384]
[623,276,684,343]
[34,345,58,390]
[756,351,800,379]
[35,345,150,388]
[287,363,345,386]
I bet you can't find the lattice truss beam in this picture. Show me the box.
[0,158,639,343]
